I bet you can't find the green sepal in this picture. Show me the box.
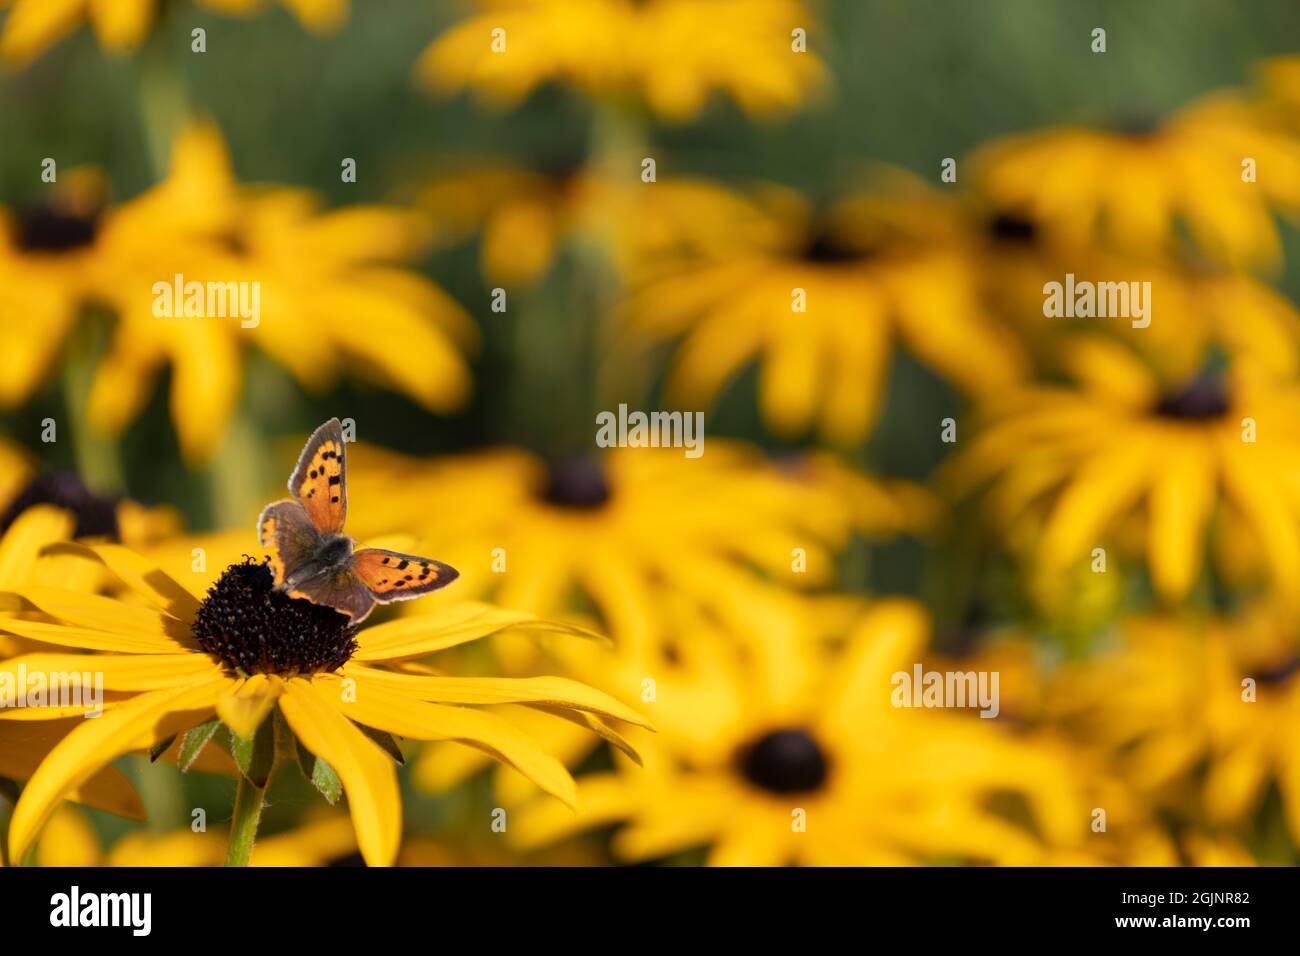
[149,735,176,763]
[177,717,222,772]
[292,734,343,805]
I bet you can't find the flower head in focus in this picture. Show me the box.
[0,543,648,865]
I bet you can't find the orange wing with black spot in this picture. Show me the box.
[350,548,459,603]
[289,417,347,534]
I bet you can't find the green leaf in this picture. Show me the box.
[359,725,405,765]
[177,717,222,772]
[229,716,275,788]
[149,735,176,763]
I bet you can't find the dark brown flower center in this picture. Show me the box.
[14,205,98,253]
[541,456,611,509]
[1255,655,1300,686]
[191,558,357,677]
[0,472,120,540]
[1154,377,1230,420]
[801,226,862,264]
[536,151,586,188]
[987,212,1039,245]
[737,728,830,795]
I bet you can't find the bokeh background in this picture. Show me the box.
[3,0,1300,866]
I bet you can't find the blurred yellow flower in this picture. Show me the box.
[1042,252,1300,386]
[0,165,223,411]
[0,721,144,847]
[33,804,361,867]
[0,463,181,552]
[1051,607,1300,851]
[510,598,1084,865]
[972,92,1300,270]
[0,121,478,463]
[622,173,1027,445]
[413,162,776,288]
[0,542,648,865]
[416,0,827,121]
[343,441,930,653]
[0,0,347,67]
[949,337,1300,605]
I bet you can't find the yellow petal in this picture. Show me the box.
[0,0,85,66]
[168,319,242,464]
[1146,434,1215,600]
[315,672,578,809]
[86,0,154,50]
[823,598,930,733]
[510,772,632,850]
[40,541,200,622]
[0,615,185,655]
[1039,438,1156,571]
[215,674,282,739]
[0,652,219,697]
[8,674,228,863]
[278,679,401,867]
[0,505,73,589]
[2,586,193,646]
[344,665,651,729]
[351,603,602,661]
[36,805,102,867]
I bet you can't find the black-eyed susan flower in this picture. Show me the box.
[412,162,774,289]
[341,440,930,654]
[1031,251,1300,386]
[0,120,475,463]
[0,544,649,865]
[972,92,1300,271]
[0,465,181,553]
[0,166,215,410]
[947,337,1300,606]
[621,172,1027,445]
[1050,606,1300,852]
[0,0,347,67]
[80,122,478,463]
[415,0,827,122]
[509,598,1084,865]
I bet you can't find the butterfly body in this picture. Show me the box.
[282,532,354,590]
[258,418,458,622]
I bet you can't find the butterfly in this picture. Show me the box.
[257,418,458,623]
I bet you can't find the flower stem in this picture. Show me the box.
[63,318,125,493]
[225,775,266,867]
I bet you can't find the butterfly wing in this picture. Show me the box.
[288,568,377,622]
[289,417,347,535]
[258,499,322,587]
[350,548,459,603]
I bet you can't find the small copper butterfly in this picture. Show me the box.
[258,418,458,622]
